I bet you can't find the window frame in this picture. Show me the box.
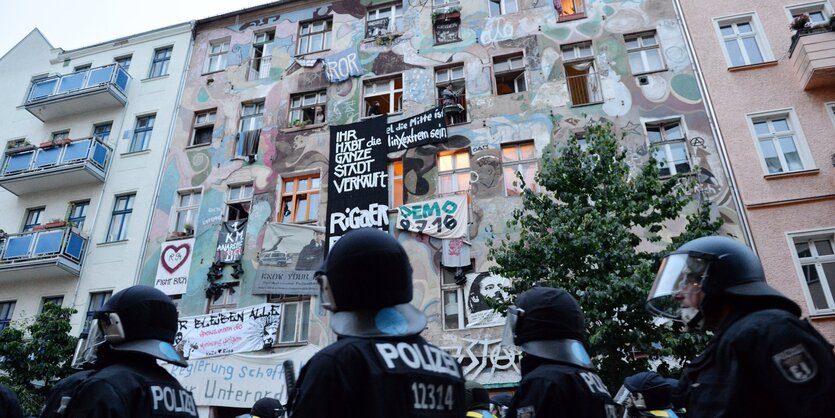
[713,13,773,68]
[22,207,45,232]
[366,3,404,37]
[643,118,692,177]
[363,75,404,116]
[207,283,240,313]
[556,0,586,21]
[435,65,468,125]
[0,301,15,331]
[745,109,814,176]
[440,263,474,330]
[388,160,404,209]
[267,295,312,345]
[83,291,111,333]
[205,39,230,74]
[296,19,333,56]
[501,140,539,196]
[438,149,471,194]
[787,229,835,315]
[52,130,70,142]
[68,200,90,230]
[488,0,518,17]
[174,189,202,234]
[278,173,321,224]
[148,46,173,78]
[288,90,328,127]
[129,114,156,152]
[625,31,665,75]
[92,122,113,142]
[106,194,135,242]
[785,1,833,25]
[249,30,275,81]
[226,183,254,222]
[562,42,603,106]
[493,53,527,96]
[191,109,217,146]
[237,101,264,157]
[41,296,64,312]
[114,55,132,71]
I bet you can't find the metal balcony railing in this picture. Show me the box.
[248,56,273,81]
[566,72,603,106]
[0,226,86,266]
[1,137,111,177]
[25,64,129,105]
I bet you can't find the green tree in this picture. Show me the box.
[0,303,78,415]
[490,122,722,388]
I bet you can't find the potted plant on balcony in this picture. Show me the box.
[433,5,461,21]
[184,223,195,236]
[44,218,68,229]
[5,140,34,154]
[790,13,811,31]
[39,140,55,149]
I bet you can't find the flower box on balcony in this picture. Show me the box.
[5,144,35,155]
[39,141,55,149]
[434,11,460,21]
[55,138,72,146]
[44,220,67,229]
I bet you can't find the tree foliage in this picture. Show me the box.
[0,303,78,415]
[490,122,722,388]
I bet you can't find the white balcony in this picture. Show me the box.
[0,226,87,282]
[24,64,130,122]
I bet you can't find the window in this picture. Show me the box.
[74,64,91,72]
[192,110,216,146]
[0,301,15,331]
[83,292,111,333]
[249,31,275,81]
[114,55,132,71]
[130,114,155,152]
[175,190,201,234]
[626,32,664,74]
[68,200,89,229]
[493,53,527,95]
[645,120,691,176]
[208,283,239,313]
[441,263,474,330]
[791,232,835,314]
[501,141,539,196]
[389,160,404,208]
[289,91,327,126]
[149,47,172,78]
[488,0,518,17]
[438,150,471,194]
[715,16,769,67]
[436,66,467,125]
[41,296,64,312]
[226,184,253,221]
[237,102,264,157]
[22,207,44,232]
[364,76,403,116]
[52,130,70,141]
[749,112,811,174]
[788,2,830,25]
[557,0,585,20]
[562,42,603,106]
[297,20,332,55]
[267,295,311,344]
[434,0,458,6]
[279,174,321,223]
[206,40,230,73]
[367,4,403,37]
[92,123,112,142]
[106,194,135,242]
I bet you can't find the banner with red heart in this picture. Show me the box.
[155,238,194,295]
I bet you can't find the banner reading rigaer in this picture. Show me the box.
[326,117,389,250]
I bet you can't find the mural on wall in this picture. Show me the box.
[138,0,745,387]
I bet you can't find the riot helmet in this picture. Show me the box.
[315,228,427,337]
[464,381,491,411]
[614,372,674,417]
[646,235,799,329]
[72,285,187,368]
[501,287,592,368]
[250,397,284,418]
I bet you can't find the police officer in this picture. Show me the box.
[614,372,679,418]
[464,381,494,418]
[288,228,465,417]
[250,397,283,418]
[0,383,23,418]
[40,285,198,418]
[503,287,617,418]
[645,236,835,418]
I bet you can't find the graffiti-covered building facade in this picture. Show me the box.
[137,0,744,415]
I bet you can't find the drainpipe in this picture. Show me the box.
[671,0,757,254]
[133,21,197,285]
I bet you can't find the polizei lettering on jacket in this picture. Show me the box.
[375,342,461,378]
[149,383,197,416]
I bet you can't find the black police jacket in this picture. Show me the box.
[289,335,466,417]
[0,384,23,418]
[56,355,198,418]
[506,357,617,418]
[684,308,835,418]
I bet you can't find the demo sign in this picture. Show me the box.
[155,238,194,295]
[396,194,467,239]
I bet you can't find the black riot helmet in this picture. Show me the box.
[316,228,427,338]
[72,285,187,368]
[250,397,284,418]
[501,287,592,368]
[646,235,800,327]
[613,372,674,416]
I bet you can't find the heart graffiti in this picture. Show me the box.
[161,244,191,274]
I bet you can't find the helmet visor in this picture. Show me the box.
[646,253,709,321]
[70,319,106,369]
[614,384,632,406]
[316,273,337,311]
[500,305,524,347]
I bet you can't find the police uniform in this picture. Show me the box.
[288,228,466,418]
[683,308,835,418]
[0,383,23,418]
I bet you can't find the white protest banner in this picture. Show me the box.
[175,303,282,359]
[155,238,194,295]
[464,272,511,328]
[396,194,467,239]
[166,345,319,408]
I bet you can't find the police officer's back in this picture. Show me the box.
[288,228,465,417]
[0,383,23,418]
[646,236,835,418]
[504,287,617,418]
[40,285,197,418]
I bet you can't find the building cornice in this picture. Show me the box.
[52,22,194,63]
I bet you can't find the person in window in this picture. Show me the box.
[442,83,458,107]
[367,101,382,117]
[314,106,326,124]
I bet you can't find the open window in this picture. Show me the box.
[563,42,602,106]
[493,53,527,95]
[556,0,585,21]
[226,184,253,222]
[249,30,275,81]
[436,65,467,125]
[364,76,403,116]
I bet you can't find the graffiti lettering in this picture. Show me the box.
[329,204,389,234]
[479,18,514,45]
[238,15,280,31]
[442,338,521,379]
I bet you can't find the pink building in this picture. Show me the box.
[677,0,835,340]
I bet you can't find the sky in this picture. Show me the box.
[0,0,278,58]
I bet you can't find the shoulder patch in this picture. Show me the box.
[517,405,536,418]
[772,344,817,383]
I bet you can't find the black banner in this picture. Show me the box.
[215,220,247,263]
[386,107,448,152]
[434,20,461,45]
[326,117,389,249]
